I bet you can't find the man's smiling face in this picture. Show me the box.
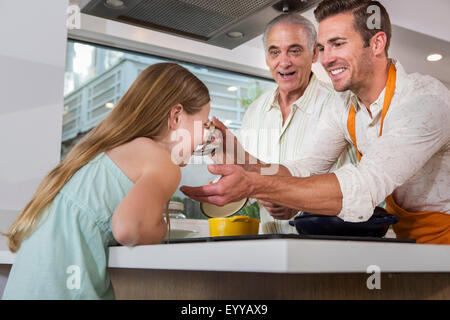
[317,12,374,93]
[265,23,317,95]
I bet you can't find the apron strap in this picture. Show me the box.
[347,62,396,157]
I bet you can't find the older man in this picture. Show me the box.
[240,14,356,234]
[182,0,450,244]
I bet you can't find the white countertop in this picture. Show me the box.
[108,238,450,273]
[3,238,449,273]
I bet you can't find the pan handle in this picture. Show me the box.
[230,216,250,223]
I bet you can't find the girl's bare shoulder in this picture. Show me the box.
[107,137,181,186]
[134,137,178,168]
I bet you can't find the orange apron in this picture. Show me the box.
[347,63,450,244]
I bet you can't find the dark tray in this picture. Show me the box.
[163,233,415,244]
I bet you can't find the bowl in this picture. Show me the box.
[209,215,260,237]
[289,207,398,238]
[200,198,248,218]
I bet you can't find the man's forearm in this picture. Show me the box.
[237,151,341,213]
[248,171,343,215]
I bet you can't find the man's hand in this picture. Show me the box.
[259,200,299,220]
[210,117,257,166]
[180,164,254,206]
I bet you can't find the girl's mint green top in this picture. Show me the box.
[2,152,134,300]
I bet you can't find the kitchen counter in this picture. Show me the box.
[1,236,449,272]
[109,236,450,273]
[1,236,450,299]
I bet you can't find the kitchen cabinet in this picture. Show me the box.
[106,238,450,299]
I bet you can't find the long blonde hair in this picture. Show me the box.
[4,62,210,252]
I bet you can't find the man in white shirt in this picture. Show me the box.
[181,0,450,244]
[240,14,356,234]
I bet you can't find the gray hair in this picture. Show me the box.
[263,13,317,53]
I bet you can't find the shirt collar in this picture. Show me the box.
[266,73,317,115]
[350,58,406,112]
[351,88,386,114]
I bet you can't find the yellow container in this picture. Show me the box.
[209,216,260,237]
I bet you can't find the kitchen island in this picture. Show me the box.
[1,235,449,299]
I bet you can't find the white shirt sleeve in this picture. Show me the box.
[282,94,349,177]
[283,93,449,222]
[335,94,450,222]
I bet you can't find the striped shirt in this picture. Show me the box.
[239,73,357,234]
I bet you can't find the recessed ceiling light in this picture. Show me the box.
[105,102,114,109]
[227,31,244,39]
[427,53,443,62]
[104,0,125,9]
[227,86,238,92]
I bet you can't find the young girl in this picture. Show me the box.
[2,63,211,299]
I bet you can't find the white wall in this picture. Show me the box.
[0,0,68,246]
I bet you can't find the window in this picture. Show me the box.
[63,39,276,218]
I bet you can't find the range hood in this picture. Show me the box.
[80,0,321,49]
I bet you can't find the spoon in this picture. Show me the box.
[193,122,217,156]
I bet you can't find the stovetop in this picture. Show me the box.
[163,233,415,244]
